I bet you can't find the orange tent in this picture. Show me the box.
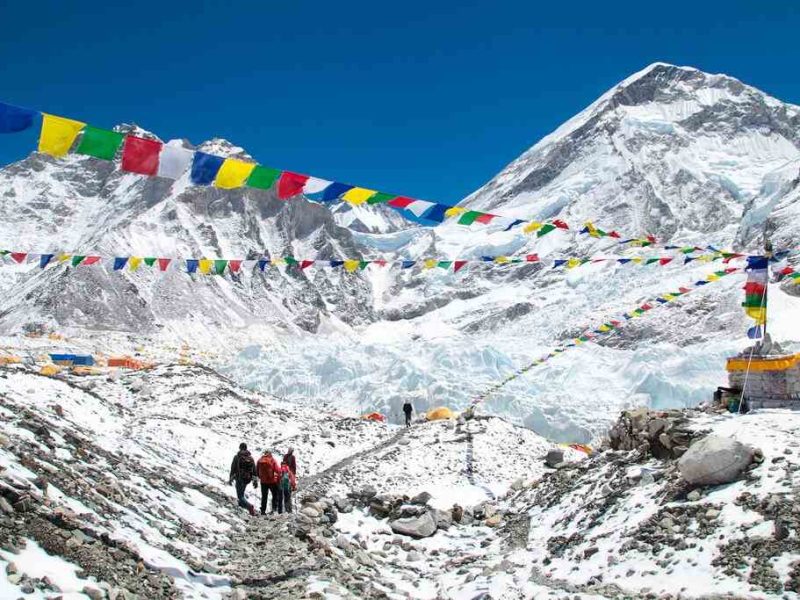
[361,412,386,422]
[108,357,146,370]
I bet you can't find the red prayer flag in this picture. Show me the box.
[591,258,606,263]
[552,219,569,230]
[158,258,171,271]
[373,259,387,267]
[121,136,162,176]
[641,303,653,311]
[453,260,468,272]
[277,171,309,199]
[779,266,794,275]
[475,213,495,224]
[743,282,766,294]
[678,287,691,294]
[83,256,101,266]
[387,196,415,209]
[659,257,673,266]
[646,234,657,244]
[525,254,539,262]
[608,231,621,239]
[725,267,738,274]
[610,320,622,327]
[10,252,27,263]
[300,260,315,270]
[229,260,242,273]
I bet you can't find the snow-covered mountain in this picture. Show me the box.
[2,63,800,441]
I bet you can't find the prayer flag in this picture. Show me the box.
[457,211,483,226]
[257,260,268,271]
[329,260,345,268]
[503,219,525,232]
[39,114,85,157]
[215,158,256,189]
[300,260,315,269]
[445,206,466,218]
[526,254,539,262]
[320,182,354,202]
[113,257,128,271]
[659,257,673,266]
[405,200,436,218]
[186,259,199,274]
[198,259,212,274]
[10,252,27,264]
[0,101,37,133]
[302,177,333,195]
[157,144,194,179]
[366,192,395,205]
[454,260,467,272]
[122,136,162,176]
[475,213,496,224]
[144,257,157,267]
[229,260,242,273]
[71,256,85,267]
[423,259,437,269]
[421,204,447,224]
[401,261,416,269]
[191,152,225,185]
[342,187,377,205]
[523,222,542,234]
[39,254,54,269]
[82,256,101,266]
[158,258,171,271]
[247,165,281,190]
[277,171,309,199]
[747,325,764,339]
[388,196,415,209]
[214,260,228,274]
[76,126,124,160]
[344,259,360,273]
[552,219,569,230]
[129,257,143,272]
[537,223,557,237]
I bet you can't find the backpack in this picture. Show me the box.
[280,469,291,491]
[239,453,256,481]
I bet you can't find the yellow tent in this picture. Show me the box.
[426,406,456,421]
[0,356,22,366]
[40,364,61,376]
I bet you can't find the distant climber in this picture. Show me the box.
[403,401,413,427]
[256,449,281,515]
[283,447,297,476]
[228,443,257,516]
[277,461,297,513]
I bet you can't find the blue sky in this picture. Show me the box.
[1,0,799,204]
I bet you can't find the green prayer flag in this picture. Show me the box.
[437,261,453,269]
[681,247,695,254]
[359,260,370,270]
[247,166,281,190]
[144,257,157,267]
[457,211,482,225]
[76,126,124,160]
[214,259,228,274]
[284,257,299,266]
[537,223,557,237]
[366,192,395,205]
[646,258,659,265]
[743,294,767,307]
[71,255,85,267]
[634,308,645,315]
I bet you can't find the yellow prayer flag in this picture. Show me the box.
[523,221,542,234]
[344,259,360,273]
[271,258,285,266]
[445,206,466,218]
[39,114,86,157]
[584,221,600,238]
[598,324,611,332]
[56,253,71,263]
[342,187,377,206]
[706,273,720,281]
[630,257,643,264]
[567,258,581,269]
[746,307,767,324]
[494,256,510,264]
[423,259,437,269]
[697,254,713,262]
[214,158,256,189]
[198,259,212,274]
[129,257,143,272]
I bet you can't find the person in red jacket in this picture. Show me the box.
[256,450,281,515]
[276,462,297,514]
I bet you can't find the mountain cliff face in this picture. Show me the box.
[2,63,799,440]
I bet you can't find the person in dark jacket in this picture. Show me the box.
[403,401,413,427]
[256,449,281,515]
[282,447,297,476]
[228,443,257,516]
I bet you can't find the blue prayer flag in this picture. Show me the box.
[0,101,37,133]
[257,260,268,271]
[401,261,416,269]
[553,260,567,268]
[190,152,225,185]
[113,257,128,271]
[746,256,769,271]
[329,260,345,268]
[503,219,525,232]
[320,183,354,203]
[747,325,764,339]
[421,204,447,224]
[186,259,199,273]
[39,254,54,269]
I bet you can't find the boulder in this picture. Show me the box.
[433,509,453,530]
[410,491,432,506]
[545,449,564,468]
[389,511,437,538]
[678,435,755,486]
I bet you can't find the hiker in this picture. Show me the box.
[228,443,257,516]
[276,461,297,513]
[256,449,281,515]
[282,447,297,476]
[403,401,413,427]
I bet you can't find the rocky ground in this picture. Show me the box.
[4,361,800,599]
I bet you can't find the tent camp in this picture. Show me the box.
[426,406,456,421]
[49,354,94,366]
